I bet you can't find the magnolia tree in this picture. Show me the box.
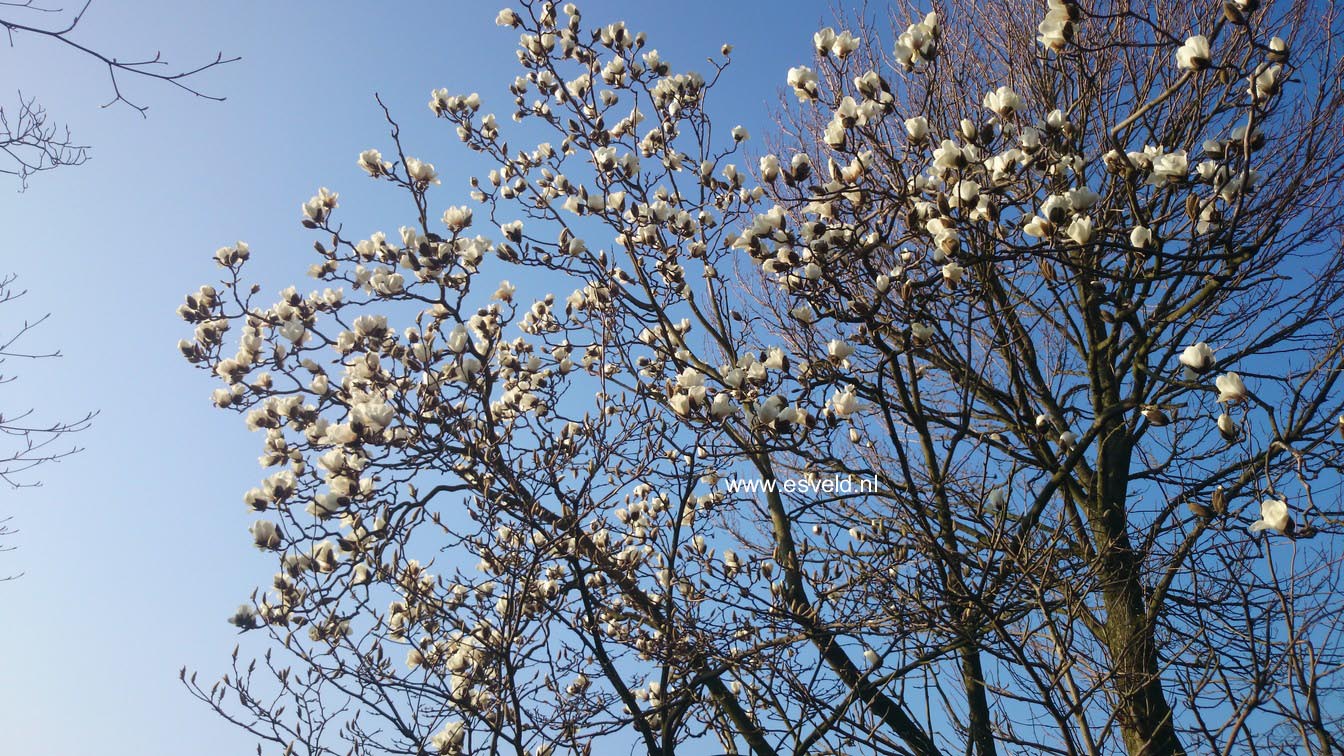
[180,1,1344,753]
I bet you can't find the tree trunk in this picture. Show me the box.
[960,645,998,756]
[1090,422,1186,756]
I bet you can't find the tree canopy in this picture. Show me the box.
[180,1,1344,753]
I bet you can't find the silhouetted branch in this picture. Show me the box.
[0,0,237,187]
[0,273,95,487]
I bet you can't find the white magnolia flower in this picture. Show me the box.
[676,367,706,390]
[446,325,470,354]
[932,138,968,173]
[1059,430,1079,448]
[905,116,929,143]
[405,157,439,185]
[1067,216,1094,245]
[1037,0,1073,52]
[824,117,847,147]
[669,393,694,417]
[1217,412,1238,441]
[813,27,837,55]
[567,673,591,696]
[982,85,1022,117]
[351,399,396,432]
[1179,342,1216,373]
[1148,149,1188,185]
[942,262,965,285]
[250,520,282,550]
[1130,225,1153,249]
[1215,372,1248,404]
[722,549,741,574]
[894,13,939,67]
[827,339,855,361]
[1023,216,1051,238]
[307,492,342,520]
[370,270,404,295]
[1249,498,1292,534]
[1014,128,1041,155]
[790,303,816,323]
[933,228,960,256]
[279,318,307,343]
[493,281,516,302]
[496,8,520,27]
[1270,36,1289,61]
[1249,64,1282,103]
[431,719,467,754]
[1176,35,1211,71]
[710,392,738,419]
[348,562,371,586]
[1064,187,1098,211]
[831,30,860,58]
[1196,160,1222,183]
[1037,195,1068,224]
[302,187,338,223]
[756,395,786,423]
[442,206,473,231]
[831,388,860,418]
[228,604,258,630]
[854,70,886,102]
[760,154,780,182]
[786,66,819,101]
[952,179,980,207]
[358,149,391,176]
[262,470,296,501]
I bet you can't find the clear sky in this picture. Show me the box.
[0,1,828,753]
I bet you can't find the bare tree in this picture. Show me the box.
[0,274,94,486]
[1,273,95,577]
[1,1,233,575]
[0,0,237,188]
[179,1,1344,754]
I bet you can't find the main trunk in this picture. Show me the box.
[1089,421,1186,756]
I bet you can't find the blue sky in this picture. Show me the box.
[0,1,825,753]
